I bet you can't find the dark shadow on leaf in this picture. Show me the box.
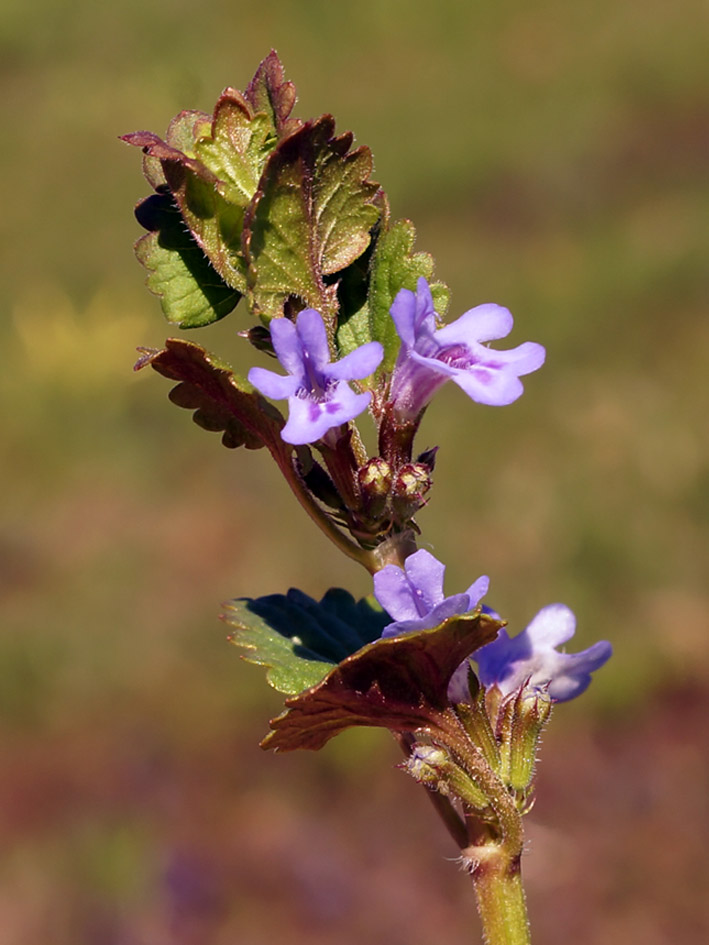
[135,192,240,326]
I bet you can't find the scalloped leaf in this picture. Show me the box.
[134,192,240,328]
[135,338,291,453]
[243,116,382,326]
[367,219,450,373]
[223,588,388,695]
[244,49,300,139]
[124,104,261,296]
[262,611,503,752]
[123,53,300,309]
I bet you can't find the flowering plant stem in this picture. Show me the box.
[466,844,530,945]
[126,53,612,945]
[426,711,531,944]
[277,450,378,572]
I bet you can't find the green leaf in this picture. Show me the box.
[262,611,503,752]
[243,116,382,326]
[134,192,240,328]
[134,338,290,453]
[223,588,388,695]
[367,219,450,373]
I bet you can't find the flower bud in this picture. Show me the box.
[239,325,275,356]
[391,462,433,522]
[507,689,552,791]
[404,744,490,810]
[358,457,393,521]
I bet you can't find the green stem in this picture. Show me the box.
[463,843,530,945]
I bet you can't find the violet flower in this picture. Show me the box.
[248,308,383,445]
[475,603,612,702]
[373,549,490,704]
[374,549,489,637]
[388,277,546,419]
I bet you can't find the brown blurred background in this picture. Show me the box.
[1,1,708,942]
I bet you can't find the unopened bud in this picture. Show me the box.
[507,689,552,791]
[358,457,392,520]
[238,325,275,355]
[405,745,450,787]
[391,463,433,522]
[404,745,490,810]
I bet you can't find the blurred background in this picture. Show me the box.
[1,1,707,942]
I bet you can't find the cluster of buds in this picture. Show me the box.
[356,452,435,538]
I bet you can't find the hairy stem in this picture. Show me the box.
[462,843,530,945]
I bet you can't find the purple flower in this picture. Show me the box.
[374,549,489,637]
[373,549,489,705]
[475,603,612,702]
[388,278,546,419]
[248,308,383,445]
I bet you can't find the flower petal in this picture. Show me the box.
[403,549,446,612]
[295,308,332,371]
[380,592,472,637]
[279,383,371,445]
[327,341,384,381]
[475,603,612,703]
[451,364,525,406]
[523,603,576,648]
[464,575,490,608]
[546,641,613,702]
[269,316,305,379]
[375,549,490,641]
[373,564,422,623]
[248,365,301,400]
[466,340,547,375]
[434,304,513,346]
[390,278,436,349]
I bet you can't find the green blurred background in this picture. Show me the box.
[1,1,707,942]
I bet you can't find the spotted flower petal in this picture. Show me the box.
[248,308,384,445]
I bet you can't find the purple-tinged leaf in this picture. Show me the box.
[262,611,502,752]
[244,49,300,139]
[135,338,291,453]
[123,65,294,302]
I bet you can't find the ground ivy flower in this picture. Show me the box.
[374,549,490,704]
[374,549,489,637]
[475,603,612,702]
[388,277,545,419]
[248,308,383,445]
